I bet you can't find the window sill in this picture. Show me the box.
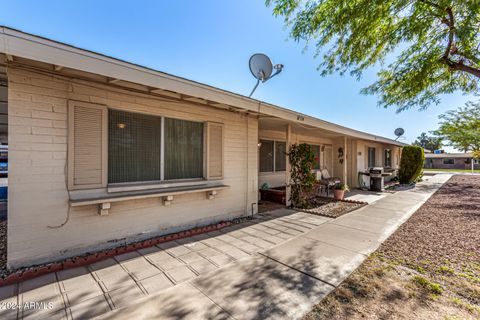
[69,183,230,215]
[259,171,286,175]
[107,179,207,193]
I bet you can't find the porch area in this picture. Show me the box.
[257,117,402,207]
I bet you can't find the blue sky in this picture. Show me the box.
[0,0,474,150]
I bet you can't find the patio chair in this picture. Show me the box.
[317,169,341,197]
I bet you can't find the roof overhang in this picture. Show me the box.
[0,26,406,147]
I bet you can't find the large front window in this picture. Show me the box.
[108,110,203,183]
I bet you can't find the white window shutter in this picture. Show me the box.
[68,101,107,190]
[205,122,224,180]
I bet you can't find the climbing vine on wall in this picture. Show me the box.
[287,143,316,208]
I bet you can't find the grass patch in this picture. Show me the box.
[450,297,480,315]
[411,275,443,295]
[412,265,426,274]
[457,272,480,283]
[438,265,455,274]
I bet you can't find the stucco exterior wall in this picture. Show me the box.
[7,66,258,268]
[354,140,401,188]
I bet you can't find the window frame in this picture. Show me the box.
[107,108,206,186]
[259,139,287,173]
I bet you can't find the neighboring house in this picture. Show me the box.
[424,153,479,170]
[0,27,404,268]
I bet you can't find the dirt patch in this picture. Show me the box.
[258,200,286,213]
[298,197,366,218]
[304,175,480,319]
[378,175,480,284]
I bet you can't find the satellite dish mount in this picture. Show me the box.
[248,53,283,97]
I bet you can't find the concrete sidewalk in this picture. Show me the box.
[98,174,451,320]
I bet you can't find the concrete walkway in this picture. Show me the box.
[0,210,331,320]
[98,174,451,320]
[0,174,451,320]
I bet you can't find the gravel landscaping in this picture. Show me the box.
[378,175,480,279]
[305,175,480,319]
[298,197,366,218]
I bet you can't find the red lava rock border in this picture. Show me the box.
[0,220,233,287]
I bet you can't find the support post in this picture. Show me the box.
[285,124,292,207]
[343,136,348,184]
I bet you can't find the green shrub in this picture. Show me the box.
[399,146,425,184]
[334,183,349,191]
[287,143,316,208]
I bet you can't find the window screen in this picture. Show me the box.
[368,147,376,168]
[109,110,161,183]
[164,118,204,180]
[259,140,274,172]
[275,141,286,172]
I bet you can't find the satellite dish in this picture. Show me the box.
[248,53,284,97]
[249,54,273,81]
[394,128,405,140]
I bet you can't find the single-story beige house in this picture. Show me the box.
[424,153,479,170]
[0,27,404,268]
